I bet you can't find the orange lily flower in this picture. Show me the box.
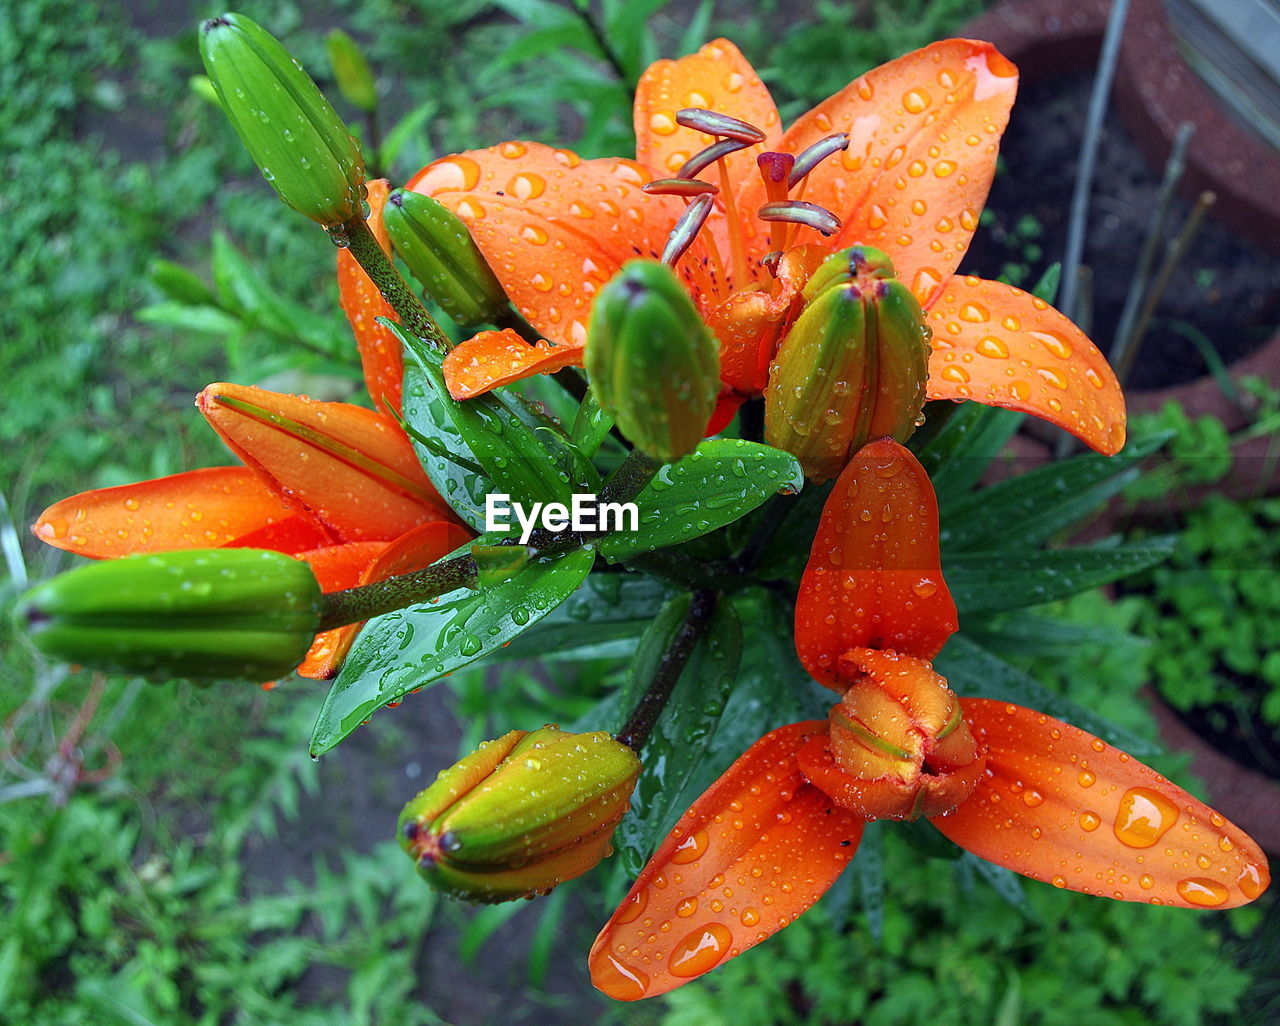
[409,38,1125,456]
[32,187,469,679]
[588,439,1268,1001]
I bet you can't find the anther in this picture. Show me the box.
[757,200,842,237]
[677,138,753,180]
[642,178,720,197]
[788,133,850,188]
[661,193,715,268]
[676,108,767,144]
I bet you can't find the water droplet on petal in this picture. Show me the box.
[1113,787,1179,848]
[669,924,733,978]
[1176,877,1230,907]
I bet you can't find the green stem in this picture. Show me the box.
[616,589,718,750]
[317,449,663,630]
[342,214,450,349]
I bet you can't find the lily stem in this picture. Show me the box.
[616,589,719,751]
[317,449,663,630]
[341,213,452,350]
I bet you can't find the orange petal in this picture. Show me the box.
[708,244,825,394]
[299,520,473,679]
[634,39,781,206]
[794,439,957,688]
[225,514,333,555]
[932,699,1270,909]
[589,721,863,1001]
[408,143,685,347]
[443,328,582,400]
[197,383,452,543]
[751,39,1017,306]
[31,467,325,559]
[925,275,1127,454]
[705,389,743,436]
[337,178,404,414]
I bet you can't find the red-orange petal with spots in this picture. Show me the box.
[589,721,863,1001]
[443,328,583,400]
[746,39,1017,307]
[705,389,743,436]
[932,699,1270,909]
[407,142,686,348]
[634,37,781,262]
[225,513,334,555]
[31,467,317,559]
[794,439,957,688]
[337,178,404,414]
[297,520,471,679]
[197,383,452,543]
[924,275,1127,454]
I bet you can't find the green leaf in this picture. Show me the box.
[309,547,594,755]
[966,613,1145,659]
[942,431,1172,551]
[610,593,693,731]
[753,480,833,579]
[937,633,1163,756]
[571,386,615,458]
[945,539,1177,613]
[401,362,492,530]
[392,321,594,510]
[597,439,803,562]
[615,599,742,874]
[913,403,1024,502]
[495,572,671,661]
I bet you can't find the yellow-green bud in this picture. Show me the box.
[585,260,720,462]
[764,246,929,481]
[325,29,377,113]
[199,13,366,227]
[384,189,508,329]
[398,726,641,903]
[18,549,322,681]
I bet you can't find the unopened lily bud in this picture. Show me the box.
[18,549,322,680]
[383,189,508,329]
[200,13,365,226]
[398,725,641,903]
[325,29,377,113]
[797,649,985,821]
[586,260,720,462]
[765,246,930,481]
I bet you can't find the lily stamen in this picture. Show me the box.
[642,178,719,198]
[676,137,752,181]
[788,132,850,188]
[675,107,766,144]
[660,193,715,270]
[758,200,842,237]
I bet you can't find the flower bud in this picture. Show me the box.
[18,549,322,681]
[199,13,366,226]
[383,189,508,329]
[585,260,720,462]
[796,649,985,820]
[325,29,377,113]
[398,726,641,903]
[764,246,930,481]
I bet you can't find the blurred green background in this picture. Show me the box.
[1,1,1276,1023]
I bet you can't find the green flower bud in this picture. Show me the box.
[765,246,930,481]
[18,549,322,681]
[199,13,366,227]
[325,29,377,113]
[383,189,508,329]
[585,260,720,462]
[398,726,641,903]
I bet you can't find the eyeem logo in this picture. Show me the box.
[485,494,639,544]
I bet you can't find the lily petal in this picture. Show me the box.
[337,178,403,414]
[932,699,1270,909]
[925,275,1127,454]
[635,39,782,209]
[408,143,684,347]
[754,39,1017,306]
[590,721,863,1001]
[795,439,957,687]
[443,328,583,400]
[197,383,451,542]
[31,467,326,559]
[297,520,470,679]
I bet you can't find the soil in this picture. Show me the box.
[963,71,1280,391]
